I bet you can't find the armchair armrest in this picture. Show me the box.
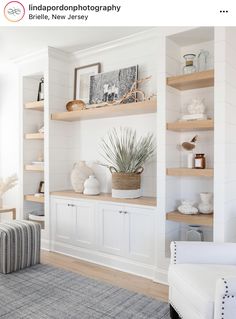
[214,277,236,319]
[170,241,236,265]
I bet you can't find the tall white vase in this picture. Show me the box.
[71,161,93,193]
[198,192,213,214]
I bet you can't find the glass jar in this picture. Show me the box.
[183,54,196,75]
[186,225,204,241]
[197,50,209,72]
[194,153,206,169]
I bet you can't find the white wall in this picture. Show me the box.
[0,62,19,216]
[68,35,158,197]
[215,27,236,242]
[50,34,159,197]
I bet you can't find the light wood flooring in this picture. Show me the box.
[41,251,168,302]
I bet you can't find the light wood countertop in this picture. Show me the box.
[51,190,157,207]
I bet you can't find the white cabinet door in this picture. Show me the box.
[97,204,125,256]
[52,198,76,244]
[124,207,155,265]
[74,202,95,249]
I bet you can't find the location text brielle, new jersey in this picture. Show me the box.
[28,4,122,21]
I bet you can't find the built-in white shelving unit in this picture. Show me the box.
[17,27,236,284]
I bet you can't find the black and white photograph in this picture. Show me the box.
[89,65,138,104]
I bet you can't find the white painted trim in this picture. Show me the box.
[154,267,168,285]
[51,241,156,280]
[51,195,156,210]
[41,239,50,250]
[71,29,159,60]
[70,27,194,61]
[13,48,49,64]
[48,47,71,62]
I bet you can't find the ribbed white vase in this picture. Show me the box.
[71,161,93,193]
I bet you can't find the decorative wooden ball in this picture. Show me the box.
[66,100,86,112]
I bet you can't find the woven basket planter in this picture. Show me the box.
[110,167,143,199]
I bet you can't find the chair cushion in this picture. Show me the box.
[169,264,236,319]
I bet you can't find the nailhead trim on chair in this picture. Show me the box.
[220,278,235,319]
[173,241,177,264]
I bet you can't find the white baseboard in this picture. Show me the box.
[51,241,156,280]
[154,268,168,285]
[41,239,50,251]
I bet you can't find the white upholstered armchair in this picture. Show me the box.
[168,241,236,319]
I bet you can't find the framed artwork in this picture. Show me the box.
[74,63,101,104]
[38,181,44,194]
[89,65,138,105]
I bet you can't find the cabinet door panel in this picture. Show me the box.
[98,204,125,256]
[74,202,95,248]
[53,199,76,243]
[125,208,155,264]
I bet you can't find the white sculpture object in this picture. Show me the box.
[182,98,207,121]
[71,161,93,193]
[198,192,213,214]
[187,98,205,114]
[0,174,18,208]
[178,200,199,215]
[83,175,100,196]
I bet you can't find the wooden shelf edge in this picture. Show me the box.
[51,99,157,122]
[29,214,45,222]
[167,119,214,131]
[50,191,157,207]
[25,165,44,172]
[25,100,44,111]
[25,133,44,140]
[24,194,44,203]
[166,211,213,227]
[166,168,213,177]
[167,69,214,91]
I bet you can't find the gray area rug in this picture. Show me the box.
[0,264,170,319]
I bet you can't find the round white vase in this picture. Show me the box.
[83,175,100,196]
[71,161,93,193]
[198,192,213,214]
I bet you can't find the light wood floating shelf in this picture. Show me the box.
[51,99,157,122]
[167,70,214,91]
[25,100,44,111]
[25,165,44,172]
[24,194,44,203]
[166,211,213,227]
[167,119,214,131]
[51,191,157,207]
[29,214,45,222]
[25,133,44,140]
[167,168,213,177]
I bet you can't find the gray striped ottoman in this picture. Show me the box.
[0,220,41,274]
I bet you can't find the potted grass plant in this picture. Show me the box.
[100,127,155,198]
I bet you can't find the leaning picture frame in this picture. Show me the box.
[74,63,101,104]
[38,181,44,194]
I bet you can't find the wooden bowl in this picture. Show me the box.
[66,100,86,112]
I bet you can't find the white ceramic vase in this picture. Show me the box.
[198,192,213,214]
[178,200,198,215]
[71,161,93,193]
[83,175,100,196]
